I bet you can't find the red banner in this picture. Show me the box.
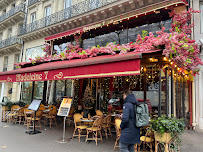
[0,59,140,83]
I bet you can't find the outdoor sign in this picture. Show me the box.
[0,54,141,83]
[57,98,72,117]
[28,99,41,111]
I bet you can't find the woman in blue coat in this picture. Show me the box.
[120,90,140,152]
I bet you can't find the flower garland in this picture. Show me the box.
[14,9,203,76]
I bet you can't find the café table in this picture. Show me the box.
[80,118,94,123]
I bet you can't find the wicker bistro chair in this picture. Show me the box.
[7,105,21,124]
[102,115,112,140]
[39,106,46,111]
[72,113,88,142]
[30,110,43,130]
[24,108,34,129]
[85,116,103,145]
[114,118,122,151]
[138,127,154,152]
[48,105,57,110]
[44,109,57,128]
[66,107,75,126]
[95,110,103,116]
[16,107,25,124]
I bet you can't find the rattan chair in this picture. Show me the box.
[139,127,154,152]
[85,116,103,145]
[16,107,25,124]
[72,113,88,142]
[7,105,20,124]
[114,118,121,151]
[44,109,57,128]
[102,115,112,140]
[96,110,103,116]
[67,107,75,126]
[24,108,34,129]
[30,110,43,130]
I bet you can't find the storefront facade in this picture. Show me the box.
[1,0,201,129]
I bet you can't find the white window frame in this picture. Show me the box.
[30,12,36,23]
[44,5,51,17]
[64,0,72,9]
[8,28,12,38]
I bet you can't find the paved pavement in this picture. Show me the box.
[180,130,203,152]
[1,105,203,152]
[0,121,117,152]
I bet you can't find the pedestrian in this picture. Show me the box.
[119,89,140,152]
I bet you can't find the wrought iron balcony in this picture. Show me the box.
[28,0,40,7]
[0,35,23,49]
[0,3,25,23]
[19,0,119,35]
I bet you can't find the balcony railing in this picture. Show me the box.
[0,35,23,49]
[19,0,119,35]
[3,65,7,72]
[28,0,40,7]
[0,3,25,23]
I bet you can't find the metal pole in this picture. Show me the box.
[182,76,185,118]
[158,70,162,117]
[176,76,179,118]
[171,69,174,115]
[63,116,66,142]
[31,81,35,102]
[165,67,169,116]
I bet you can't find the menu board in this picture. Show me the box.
[57,98,72,116]
[28,100,41,111]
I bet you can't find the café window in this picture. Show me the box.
[25,45,46,62]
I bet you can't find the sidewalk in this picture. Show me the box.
[181,130,203,152]
[1,105,203,152]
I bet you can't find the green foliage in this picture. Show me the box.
[150,115,185,146]
[141,30,148,39]
[0,101,26,110]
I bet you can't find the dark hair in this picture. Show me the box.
[124,89,132,96]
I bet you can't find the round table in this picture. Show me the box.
[80,118,94,122]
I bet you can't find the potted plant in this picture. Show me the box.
[150,115,185,146]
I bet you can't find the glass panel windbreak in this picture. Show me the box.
[21,82,32,104]
[146,64,161,116]
[33,81,44,100]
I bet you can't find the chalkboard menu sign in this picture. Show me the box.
[57,98,72,116]
[28,100,41,111]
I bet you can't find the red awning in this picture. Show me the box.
[0,52,144,83]
[45,0,188,41]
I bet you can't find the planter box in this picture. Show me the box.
[154,132,172,143]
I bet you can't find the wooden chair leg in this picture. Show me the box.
[150,142,153,152]
[96,131,98,145]
[72,128,77,140]
[165,143,169,152]
[138,143,141,152]
[85,130,89,143]
[78,129,81,142]
[104,128,108,140]
[108,127,112,137]
[99,130,103,143]
[54,117,57,126]
[155,141,158,152]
